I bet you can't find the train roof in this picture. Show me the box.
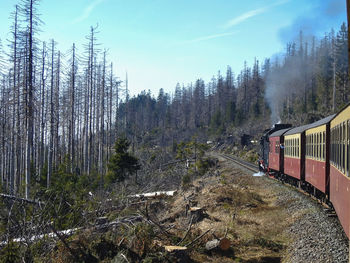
[306,114,336,130]
[269,128,292,137]
[262,123,292,137]
[331,102,350,121]
[284,124,310,135]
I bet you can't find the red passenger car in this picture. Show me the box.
[268,128,290,175]
[330,104,350,239]
[305,114,335,195]
[283,125,309,183]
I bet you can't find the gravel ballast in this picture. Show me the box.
[265,178,349,263]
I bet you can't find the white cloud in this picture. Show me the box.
[223,8,267,29]
[72,0,105,24]
[179,31,238,45]
[223,0,290,29]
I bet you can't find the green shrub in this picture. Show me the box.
[0,241,21,263]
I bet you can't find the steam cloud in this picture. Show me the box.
[265,0,346,125]
[279,0,345,42]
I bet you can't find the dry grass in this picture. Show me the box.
[158,154,296,262]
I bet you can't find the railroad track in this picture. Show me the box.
[219,154,258,173]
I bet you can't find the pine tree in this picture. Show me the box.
[106,138,140,184]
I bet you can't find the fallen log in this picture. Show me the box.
[164,245,187,252]
[205,237,231,251]
[0,193,43,205]
[128,190,176,199]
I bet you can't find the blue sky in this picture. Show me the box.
[0,0,347,96]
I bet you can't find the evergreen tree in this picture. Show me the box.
[106,138,140,184]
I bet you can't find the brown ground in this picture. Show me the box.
[156,154,293,263]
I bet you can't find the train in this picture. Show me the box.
[259,103,350,239]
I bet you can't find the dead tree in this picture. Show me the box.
[48,39,55,188]
[68,43,76,173]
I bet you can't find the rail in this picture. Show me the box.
[219,154,258,173]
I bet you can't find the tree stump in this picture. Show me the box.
[205,238,231,251]
[189,207,204,223]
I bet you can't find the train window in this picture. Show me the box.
[334,127,337,166]
[343,123,346,173]
[330,128,333,164]
[320,133,322,160]
[289,139,291,156]
[318,133,320,160]
[320,133,323,161]
[297,138,299,157]
[297,138,300,158]
[309,134,312,157]
[337,125,340,169]
[310,135,312,158]
[314,134,316,159]
[323,131,325,161]
[334,127,337,165]
[331,128,335,165]
[341,123,344,172]
[335,126,337,167]
[317,133,319,160]
[346,120,350,177]
[316,133,320,160]
[319,133,321,160]
[313,134,315,159]
[288,139,290,156]
[339,125,341,168]
[342,123,344,172]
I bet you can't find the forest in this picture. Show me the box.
[0,0,348,261]
[0,0,348,199]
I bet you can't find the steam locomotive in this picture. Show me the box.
[259,103,350,239]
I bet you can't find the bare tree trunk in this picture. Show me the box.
[69,43,76,173]
[10,6,19,195]
[25,0,35,198]
[48,40,55,188]
[54,51,60,166]
[15,51,22,194]
[38,41,46,182]
[99,51,106,178]
[107,62,113,161]
[115,80,119,141]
